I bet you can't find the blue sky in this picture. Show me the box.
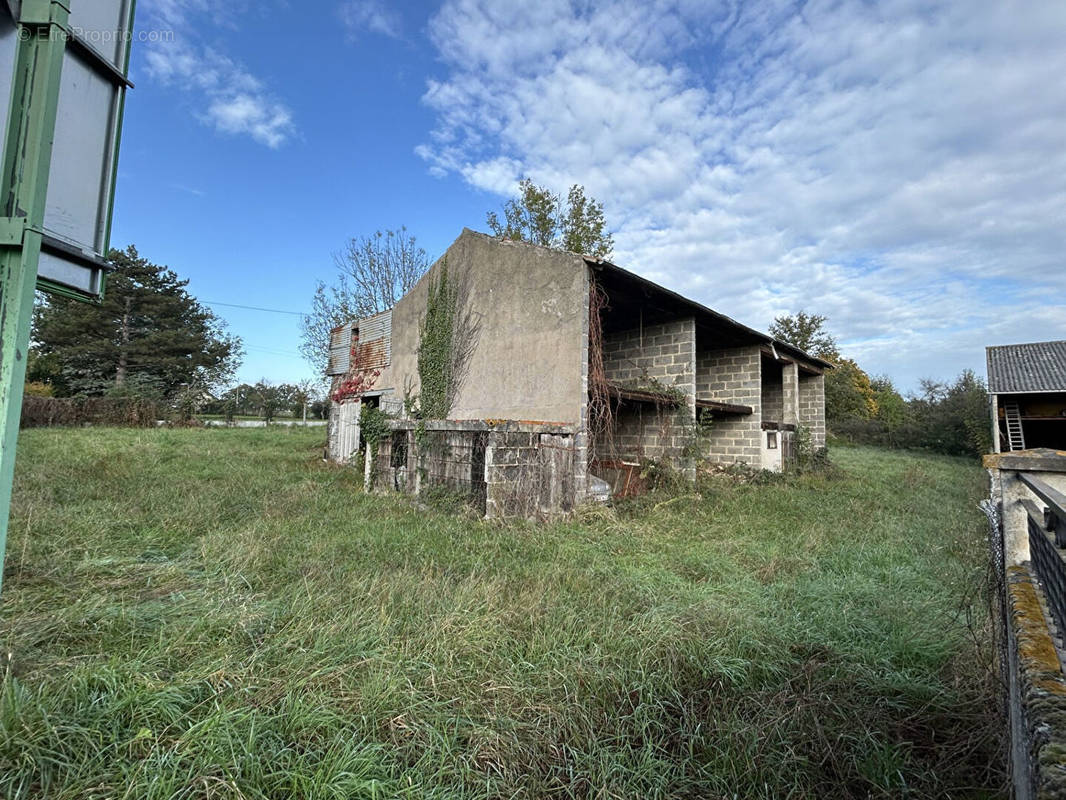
[112,0,1066,393]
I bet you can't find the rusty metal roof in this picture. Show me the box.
[987,340,1066,394]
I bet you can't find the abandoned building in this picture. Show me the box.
[327,228,829,517]
[987,340,1066,453]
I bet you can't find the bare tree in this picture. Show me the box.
[300,227,429,373]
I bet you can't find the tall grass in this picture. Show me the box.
[1,427,1003,798]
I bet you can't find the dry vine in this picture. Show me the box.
[588,277,615,461]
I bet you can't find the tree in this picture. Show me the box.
[486,178,614,258]
[770,311,875,422]
[300,228,428,374]
[31,246,242,399]
[292,379,324,422]
[870,375,907,426]
[768,311,839,360]
[908,370,991,457]
[247,381,299,423]
[825,357,878,421]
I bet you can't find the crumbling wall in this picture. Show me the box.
[371,420,577,520]
[799,373,826,449]
[696,346,762,464]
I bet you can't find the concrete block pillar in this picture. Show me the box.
[782,362,799,428]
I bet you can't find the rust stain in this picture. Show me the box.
[353,337,388,370]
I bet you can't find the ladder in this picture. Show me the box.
[1004,401,1026,451]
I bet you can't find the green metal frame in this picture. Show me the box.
[0,0,71,595]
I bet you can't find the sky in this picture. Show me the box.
[111,0,1066,393]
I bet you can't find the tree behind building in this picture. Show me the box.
[300,228,429,374]
[30,246,242,400]
[487,179,614,259]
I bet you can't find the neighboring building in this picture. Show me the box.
[987,340,1066,453]
[326,229,830,516]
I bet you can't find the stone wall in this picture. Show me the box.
[371,420,577,520]
[986,453,1066,799]
[695,345,762,465]
[799,373,826,449]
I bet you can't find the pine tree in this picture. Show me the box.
[30,246,242,398]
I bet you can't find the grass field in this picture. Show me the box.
[0,427,1003,798]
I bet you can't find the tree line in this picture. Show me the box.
[770,312,991,458]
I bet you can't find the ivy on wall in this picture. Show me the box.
[415,261,481,421]
[417,262,457,419]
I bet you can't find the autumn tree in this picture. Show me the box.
[30,246,242,399]
[769,311,876,422]
[300,227,429,373]
[487,178,614,258]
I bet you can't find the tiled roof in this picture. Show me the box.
[986,340,1066,394]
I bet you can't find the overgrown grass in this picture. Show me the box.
[0,428,1003,798]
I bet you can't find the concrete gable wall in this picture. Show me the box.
[385,229,589,425]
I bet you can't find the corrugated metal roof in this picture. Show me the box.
[327,323,352,376]
[986,340,1066,394]
[356,310,392,369]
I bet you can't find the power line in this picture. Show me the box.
[203,300,306,317]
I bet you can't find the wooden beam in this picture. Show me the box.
[696,399,754,415]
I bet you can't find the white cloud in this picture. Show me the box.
[340,0,402,39]
[419,0,1066,390]
[141,0,295,148]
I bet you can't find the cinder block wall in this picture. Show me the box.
[761,362,783,422]
[602,319,696,393]
[597,318,696,469]
[696,346,763,464]
[799,373,826,449]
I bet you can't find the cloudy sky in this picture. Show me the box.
[113,0,1066,391]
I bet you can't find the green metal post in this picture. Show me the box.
[0,0,70,595]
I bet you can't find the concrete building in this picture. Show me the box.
[987,340,1066,453]
[326,229,829,515]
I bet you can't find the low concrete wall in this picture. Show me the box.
[988,450,1066,798]
[371,419,578,520]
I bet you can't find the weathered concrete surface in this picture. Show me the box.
[371,419,578,520]
[1007,567,1066,799]
[385,229,589,425]
[988,453,1066,567]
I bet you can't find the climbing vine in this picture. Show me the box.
[415,260,480,420]
[358,403,390,456]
